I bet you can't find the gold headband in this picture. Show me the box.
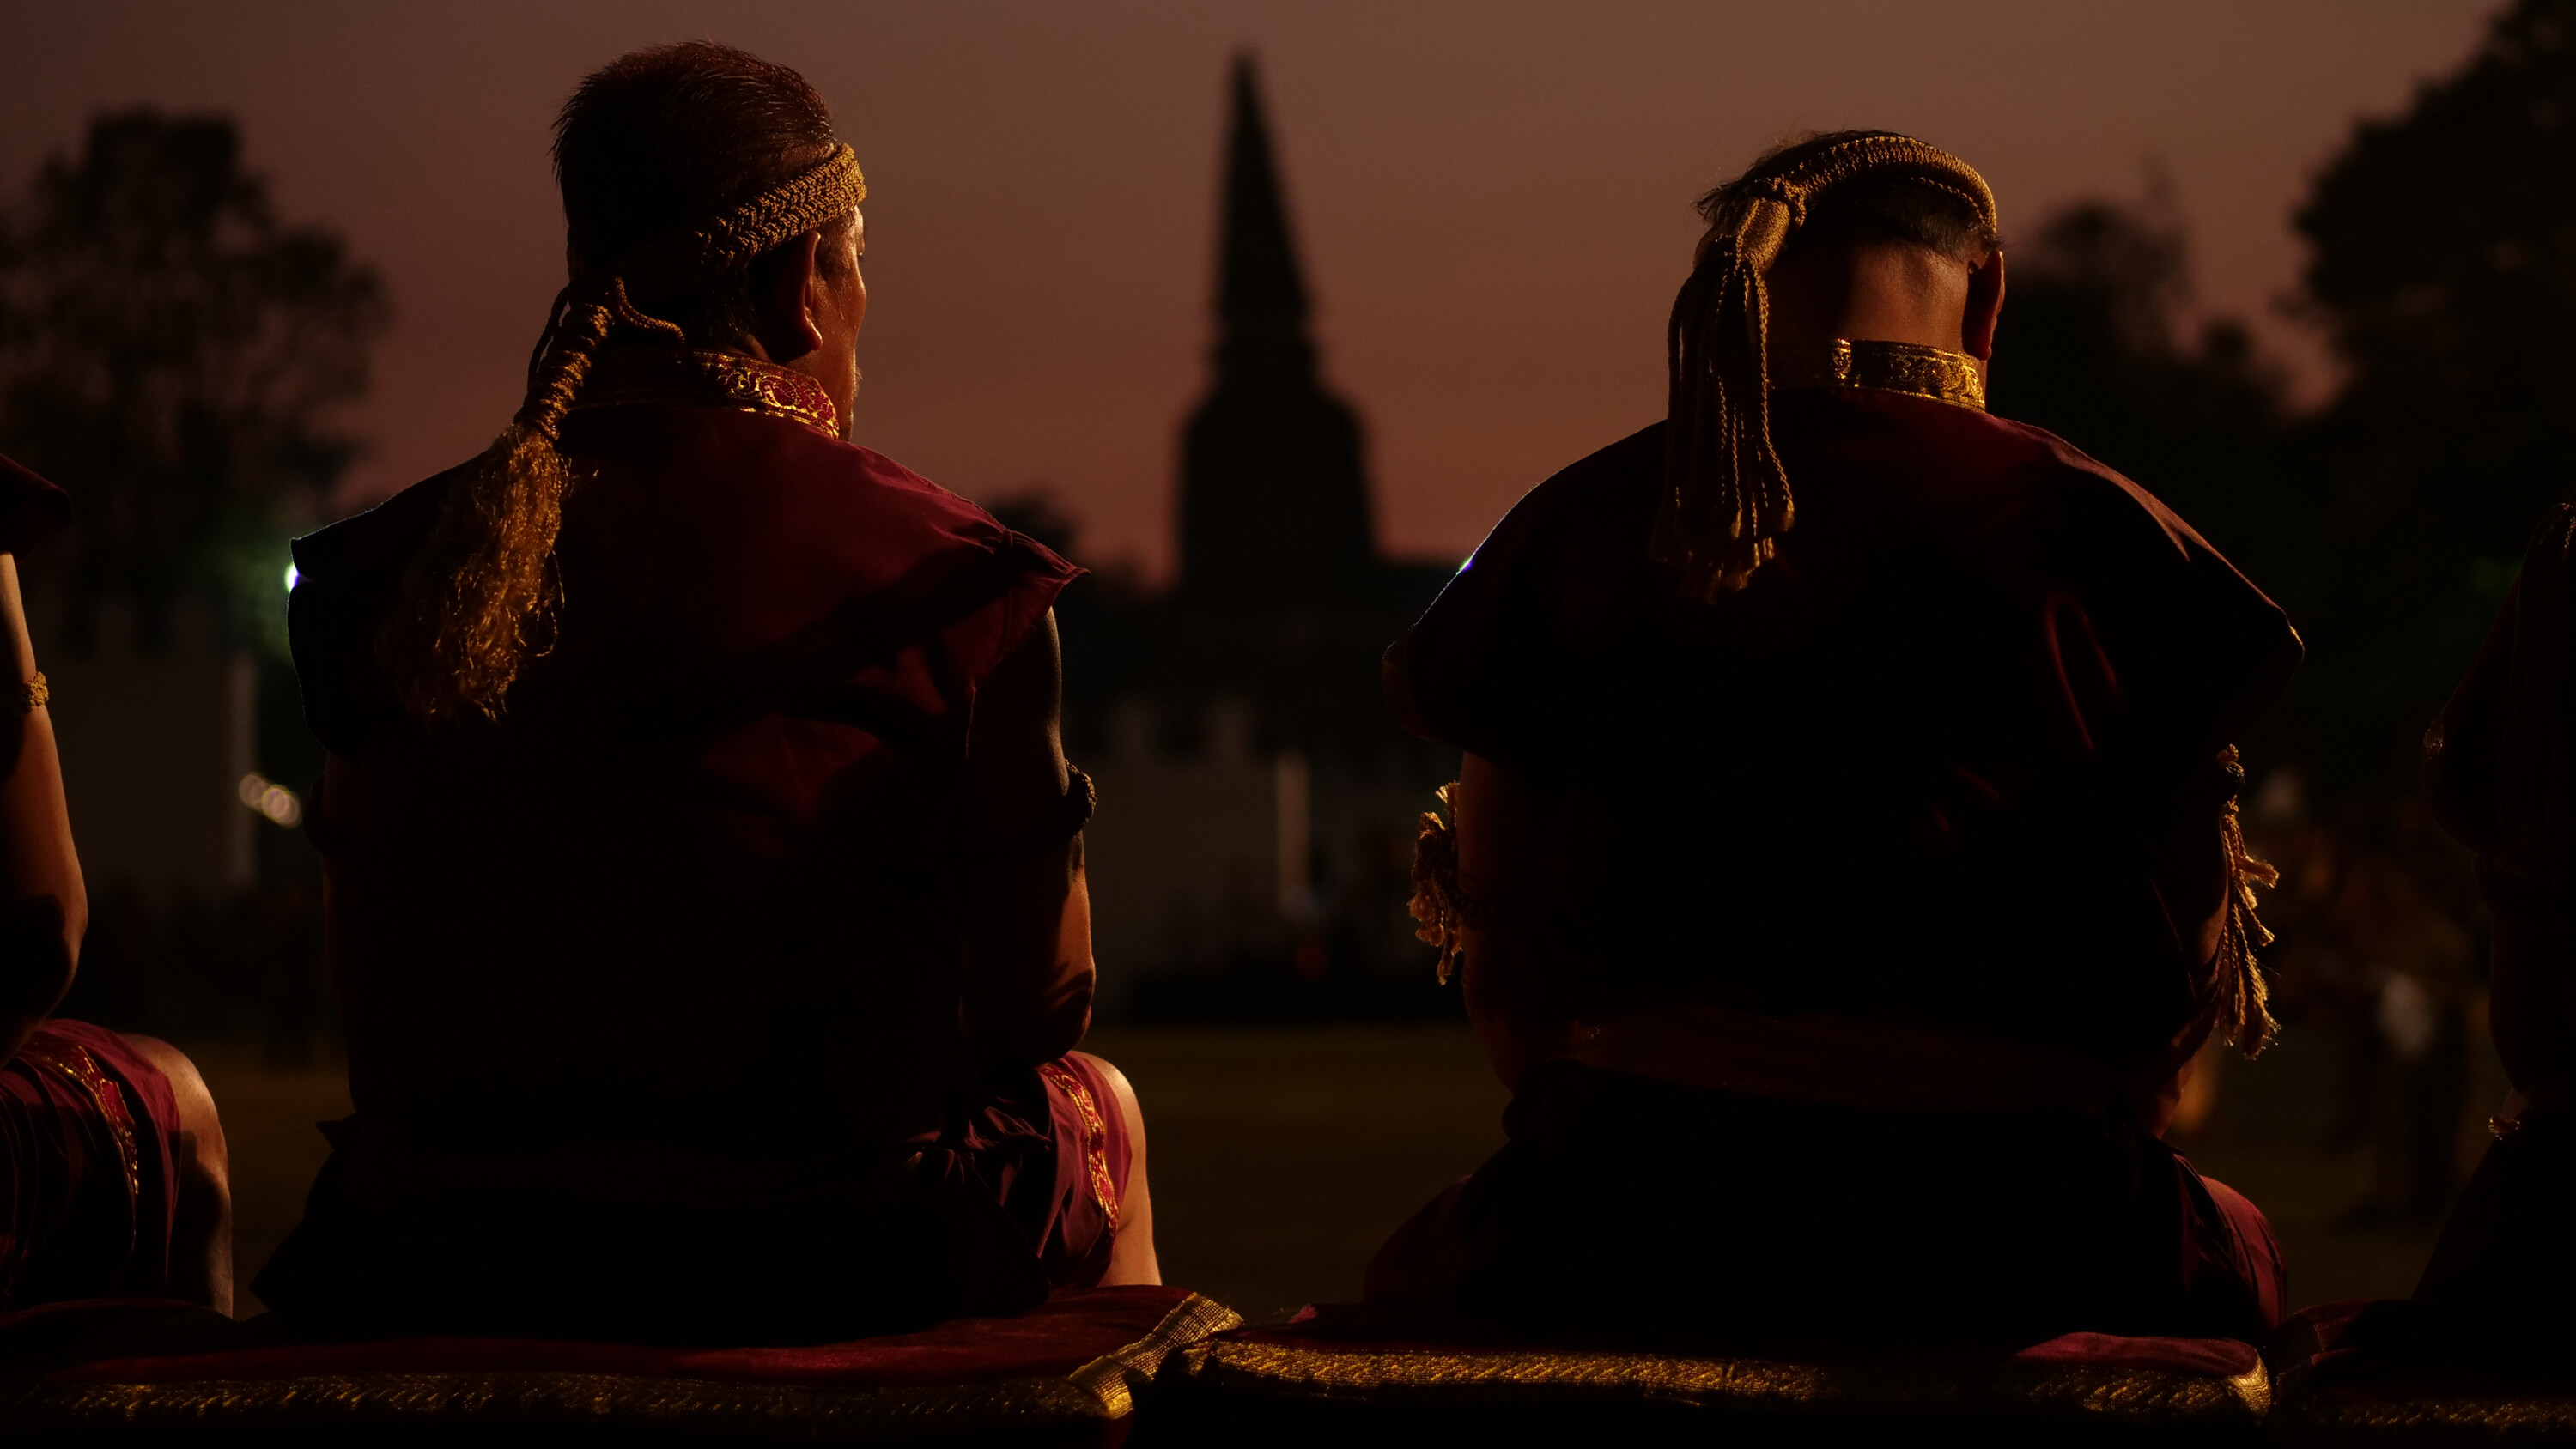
[611,143,867,309]
[1654,134,1997,598]
[548,142,869,359]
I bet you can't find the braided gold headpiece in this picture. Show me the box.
[383,145,866,724]
[1653,133,1996,598]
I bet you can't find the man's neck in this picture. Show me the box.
[1766,242,1977,379]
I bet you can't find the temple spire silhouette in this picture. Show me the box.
[1176,55,1375,611]
[1213,55,1309,375]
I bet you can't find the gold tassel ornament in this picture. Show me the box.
[2212,744,2282,1057]
[1408,782,1471,985]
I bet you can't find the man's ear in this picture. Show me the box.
[1965,249,2005,361]
[750,229,827,361]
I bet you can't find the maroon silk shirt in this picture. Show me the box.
[1376,389,2300,1343]
[266,371,1079,1339]
[1392,390,2300,1070]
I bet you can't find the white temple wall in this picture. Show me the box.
[1081,696,1303,1004]
[39,597,260,902]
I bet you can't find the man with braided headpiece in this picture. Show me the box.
[1371,133,2300,1345]
[258,43,1157,1341]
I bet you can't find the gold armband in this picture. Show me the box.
[13,672,46,712]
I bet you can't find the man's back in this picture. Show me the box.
[291,362,1075,1153]
[1379,384,2296,1344]
[255,40,1159,1343]
[263,359,1096,1341]
[1395,387,2296,1064]
[1370,132,2298,1344]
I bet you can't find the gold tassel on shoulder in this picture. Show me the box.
[1408,782,1471,985]
[2212,744,2282,1057]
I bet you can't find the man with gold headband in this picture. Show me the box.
[1371,133,2300,1345]
[258,42,1157,1341]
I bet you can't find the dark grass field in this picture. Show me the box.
[189,1022,2474,1324]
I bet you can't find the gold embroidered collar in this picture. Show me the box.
[571,347,841,439]
[1773,337,1986,412]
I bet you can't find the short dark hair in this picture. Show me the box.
[553,41,854,348]
[1699,130,2001,264]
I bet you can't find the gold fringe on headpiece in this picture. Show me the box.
[2212,744,2282,1057]
[1654,133,1996,599]
[381,144,867,724]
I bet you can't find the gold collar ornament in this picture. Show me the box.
[1771,338,1986,412]
[571,348,841,440]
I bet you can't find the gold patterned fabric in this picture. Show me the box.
[1037,1060,1121,1232]
[18,1041,140,1208]
[6,1294,1241,1436]
[1186,1334,2269,1428]
[1771,337,1986,412]
[571,347,841,439]
[2272,1385,2576,1443]
[2265,1300,2576,1446]
[2269,1342,2576,1445]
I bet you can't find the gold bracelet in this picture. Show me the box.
[15,672,46,712]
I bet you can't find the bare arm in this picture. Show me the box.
[1455,752,1570,1091]
[2427,588,2576,1094]
[0,555,84,1061]
[960,610,1095,1064]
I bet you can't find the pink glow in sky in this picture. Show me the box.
[0,1,2498,579]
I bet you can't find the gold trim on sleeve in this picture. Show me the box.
[1038,1060,1124,1231]
[21,1041,141,1209]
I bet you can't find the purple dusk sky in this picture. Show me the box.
[1,1,2497,578]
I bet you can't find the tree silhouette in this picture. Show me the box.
[0,111,386,651]
[1988,190,2302,604]
[2294,0,2576,789]
[1996,0,2576,798]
